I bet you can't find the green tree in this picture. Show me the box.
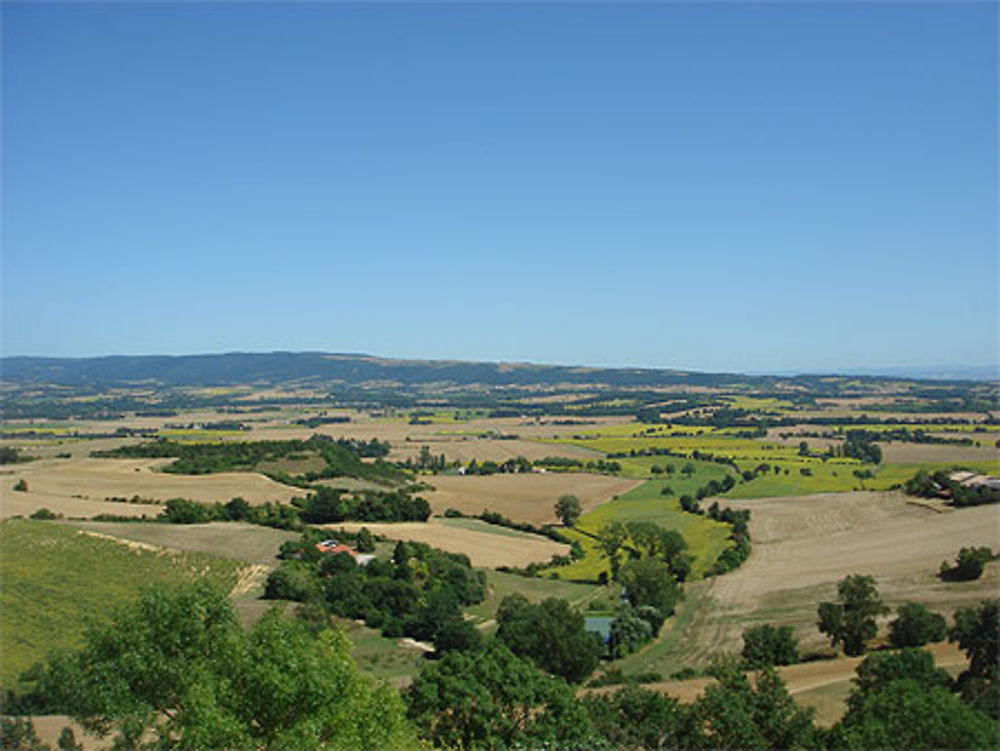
[950,599,1000,718]
[355,527,376,553]
[741,624,799,668]
[817,574,888,656]
[597,521,628,580]
[940,546,994,581]
[0,717,48,750]
[834,680,997,750]
[618,557,681,620]
[405,640,573,750]
[554,494,583,527]
[27,582,417,750]
[888,602,947,648]
[690,661,816,749]
[495,595,603,683]
[13,479,28,492]
[608,608,652,658]
[581,685,685,750]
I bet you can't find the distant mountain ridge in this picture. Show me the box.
[0,351,741,388]
[1,351,988,389]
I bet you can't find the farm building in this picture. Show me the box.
[315,539,376,566]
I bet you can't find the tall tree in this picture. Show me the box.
[554,494,583,527]
[817,574,888,656]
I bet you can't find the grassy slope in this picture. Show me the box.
[0,519,244,687]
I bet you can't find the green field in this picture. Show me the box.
[465,569,603,624]
[542,480,733,582]
[0,519,245,688]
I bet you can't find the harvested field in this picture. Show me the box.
[326,518,569,568]
[61,521,297,565]
[3,458,304,509]
[879,441,1000,465]
[1,491,162,520]
[670,492,1000,666]
[388,437,601,465]
[424,472,641,525]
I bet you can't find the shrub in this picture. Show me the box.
[888,603,947,648]
[742,624,799,668]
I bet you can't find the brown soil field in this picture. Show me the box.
[879,441,1000,465]
[424,473,642,525]
[2,458,304,511]
[670,491,1000,666]
[327,518,569,568]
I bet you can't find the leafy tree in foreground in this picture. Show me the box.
[690,660,817,750]
[817,574,888,656]
[833,679,998,750]
[495,594,603,683]
[888,602,947,648]
[24,582,416,750]
[405,640,579,750]
[554,493,582,527]
[950,599,1000,718]
[741,623,800,668]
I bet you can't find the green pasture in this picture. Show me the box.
[541,481,733,582]
[0,519,243,688]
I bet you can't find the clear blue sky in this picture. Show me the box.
[3,2,997,374]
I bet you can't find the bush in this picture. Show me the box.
[13,479,28,492]
[888,603,947,648]
[940,547,994,581]
[29,508,60,520]
[741,624,799,668]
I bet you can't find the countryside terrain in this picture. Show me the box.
[1,351,998,749]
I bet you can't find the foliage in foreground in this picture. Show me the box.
[15,582,417,751]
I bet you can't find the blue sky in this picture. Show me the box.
[3,2,996,374]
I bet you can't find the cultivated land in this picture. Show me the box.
[2,354,999,731]
[59,520,298,566]
[424,472,641,524]
[1,457,303,515]
[327,517,570,568]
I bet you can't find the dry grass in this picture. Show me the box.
[879,442,1000,465]
[424,472,642,525]
[327,518,569,568]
